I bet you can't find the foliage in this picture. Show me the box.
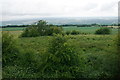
[21,20,63,37]
[65,30,80,35]
[116,32,120,77]
[18,49,37,68]
[2,30,119,79]
[41,34,80,78]
[36,20,49,36]
[117,32,120,51]
[2,66,37,78]
[3,26,118,35]
[71,30,80,35]
[66,31,71,35]
[2,32,19,67]
[21,26,39,37]
[95,27,111,34]
[46,26,63,36]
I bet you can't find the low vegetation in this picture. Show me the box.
[2,32,19,67]
[2,20,119,79]
[21,20,63,37]
[39,34,80,78]
[71,30,80,35]
[2,32,119,79]
[66,30,80,35]
[21,20,82,37]
[95,27,111,35]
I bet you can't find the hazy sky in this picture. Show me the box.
[1,0,119,21]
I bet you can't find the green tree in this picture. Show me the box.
[71,30,80,35]
[21,20,63,37]
[37,20,49,36]
[95,27,111,34]
[21,25,39,37]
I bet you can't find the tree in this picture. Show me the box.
[95,27,111,35]
[37,20,49,36]
[21,20,63,37]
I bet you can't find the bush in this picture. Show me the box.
[71,30,80,35]
[21,20,63,37]
[37,20,49,36]
[66,31,71,35]
[117,32,120,50]
[41,34,80,78]
[2,32,19,67]
[3,66,37,78]
[2,45,41,78]
[95,27,111,35]
[116,32,120,78]
[21,26,39,37]
[46,26,63,36]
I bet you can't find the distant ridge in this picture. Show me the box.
[1,17,118,26]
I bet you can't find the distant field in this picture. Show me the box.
[63,26,118,34]
[1,31,23,38]
[64,26,100,34]
[1,27,25,31]
[1,26,118,35]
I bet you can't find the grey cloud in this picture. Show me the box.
[83,3,98,11]
[100,2,117,12]
[2,13,56,16]
[0,0,118,21]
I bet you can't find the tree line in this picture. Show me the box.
[2,23,119,28]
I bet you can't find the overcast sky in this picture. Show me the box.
[0,0,119,21]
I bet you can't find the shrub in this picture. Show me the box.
[95,27,111,34]
[66,31,71,35]
[117,32,120,51]
[21,26,39,37]
[46,26,63,36]
[2,45,41,78]
[21,20,63,37]
[116,32,120,77]
[19,49,36,67]
[52,26,63,34]
[41,34,80,78]
[2,32,19,67]
[37,20,50,36]
[3,66,36,78]
[71,30,80,35]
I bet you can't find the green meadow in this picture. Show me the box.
[1,26,118,34]
[63,26,118,34]
[2,27,26,31]
[2,26,119,78]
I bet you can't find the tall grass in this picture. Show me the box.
[2,31,119,79]
[2,32,19,67]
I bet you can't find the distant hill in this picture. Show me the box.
[1,17,118,26]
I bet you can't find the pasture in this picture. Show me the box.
[2,27,25,31]
[1,26,118,35]
[2,26,119,78]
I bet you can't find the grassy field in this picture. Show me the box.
[18,35,117,56]
[2,26,119,78]
[1,26,118,35]
[63,26,118,34]
[1,27,25,31]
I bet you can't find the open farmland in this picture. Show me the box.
[63,26,118,34]
[1,26,118,35]
[2,27,25,31]
[2,25,119,78]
